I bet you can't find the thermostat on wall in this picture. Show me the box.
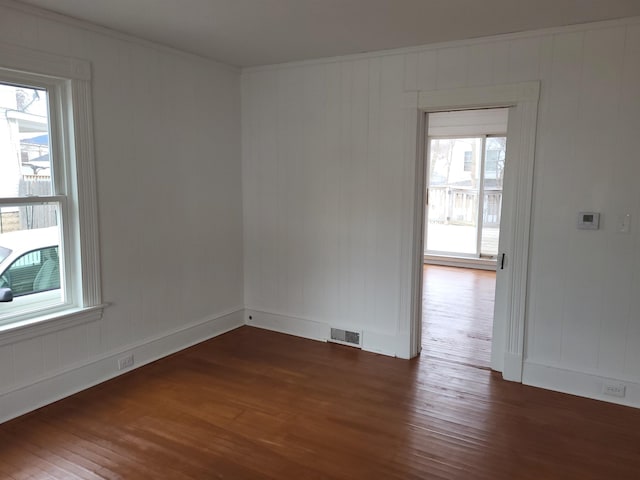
[578,212,600,230]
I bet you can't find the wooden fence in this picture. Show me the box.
[0,176,57,233]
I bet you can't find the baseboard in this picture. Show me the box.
[502,352,523,381]
[362,328,404,358]
[424,255,497,271]
[0,307,245,424]
[245,308,327,341]
[245,308,400,357]
[523,360,640,408]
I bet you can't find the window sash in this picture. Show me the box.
[0,199,73,325]
[0,72,67,200]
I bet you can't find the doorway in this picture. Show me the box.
[421,108,507,368]
[410,82,540,381]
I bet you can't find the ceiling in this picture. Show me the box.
[15,0,640,67]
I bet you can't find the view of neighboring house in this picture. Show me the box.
[0,83,52,233]
[425,109,508,258]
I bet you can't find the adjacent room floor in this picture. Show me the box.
[2,286,640,478]
[422,264,495,369]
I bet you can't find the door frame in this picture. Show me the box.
[409,82,540,381]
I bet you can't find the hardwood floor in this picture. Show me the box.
[2,296,640,477]
[422,264,495,369]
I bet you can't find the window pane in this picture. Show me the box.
[0,204,62,308]
[0,82,52,199]
[1,201,58,232]
[426,138,482,256]
[481,137,506,257]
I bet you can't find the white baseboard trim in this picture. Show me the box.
[424,255,497,271]
[245,308,328,341]
[523,360,640,408]
[245,308,400,358]
[502,352,523,381]
[362,329,402,358]
[0,307,245,424]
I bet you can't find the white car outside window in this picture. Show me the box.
[0,227,61,306]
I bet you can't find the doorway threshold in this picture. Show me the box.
[424,254,496,271]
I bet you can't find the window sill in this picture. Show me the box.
[0,304,106,346]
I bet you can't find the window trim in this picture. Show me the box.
[0,43,103,341]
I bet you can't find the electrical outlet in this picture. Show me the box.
[118,354,134,370]
[602,381,626,398]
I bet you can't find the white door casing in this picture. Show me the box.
[410,82,540,381]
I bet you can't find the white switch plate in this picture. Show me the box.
[617,213,631,233]
[603,381,626,398]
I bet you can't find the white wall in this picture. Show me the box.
[242,54,418,356]
[0,2,244,421]
[242,18,640,405]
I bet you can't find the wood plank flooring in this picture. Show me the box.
[2,269,640,478]
[422,265,495,369]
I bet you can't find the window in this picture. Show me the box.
[463,151,473,172]
[0,44,102,338]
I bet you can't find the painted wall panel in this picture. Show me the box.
[559,27,626,369]
[363,57,382,330]
[506,37,543,83]
[403,52,418,92]
[527,32,584,363]
[347,59,373,328]
[0,7,38,49]
[0,345,13,388]
[618,24,640,376]
[299,64,327,320]
[336,60,355,325]
[41,332,61,373]
[12,337,43,384]
[317,62,339,323]
[436,46,469,89]
[467,41,510,88]
[416,49,437,92]
[590,27,636,375]
[374,54,408,333]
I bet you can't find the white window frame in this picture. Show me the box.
[0,43,103,345]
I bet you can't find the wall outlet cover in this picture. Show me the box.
[602,381,626,398]
[118,354,134,370]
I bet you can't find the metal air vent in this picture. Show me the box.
[329,328,362,348]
